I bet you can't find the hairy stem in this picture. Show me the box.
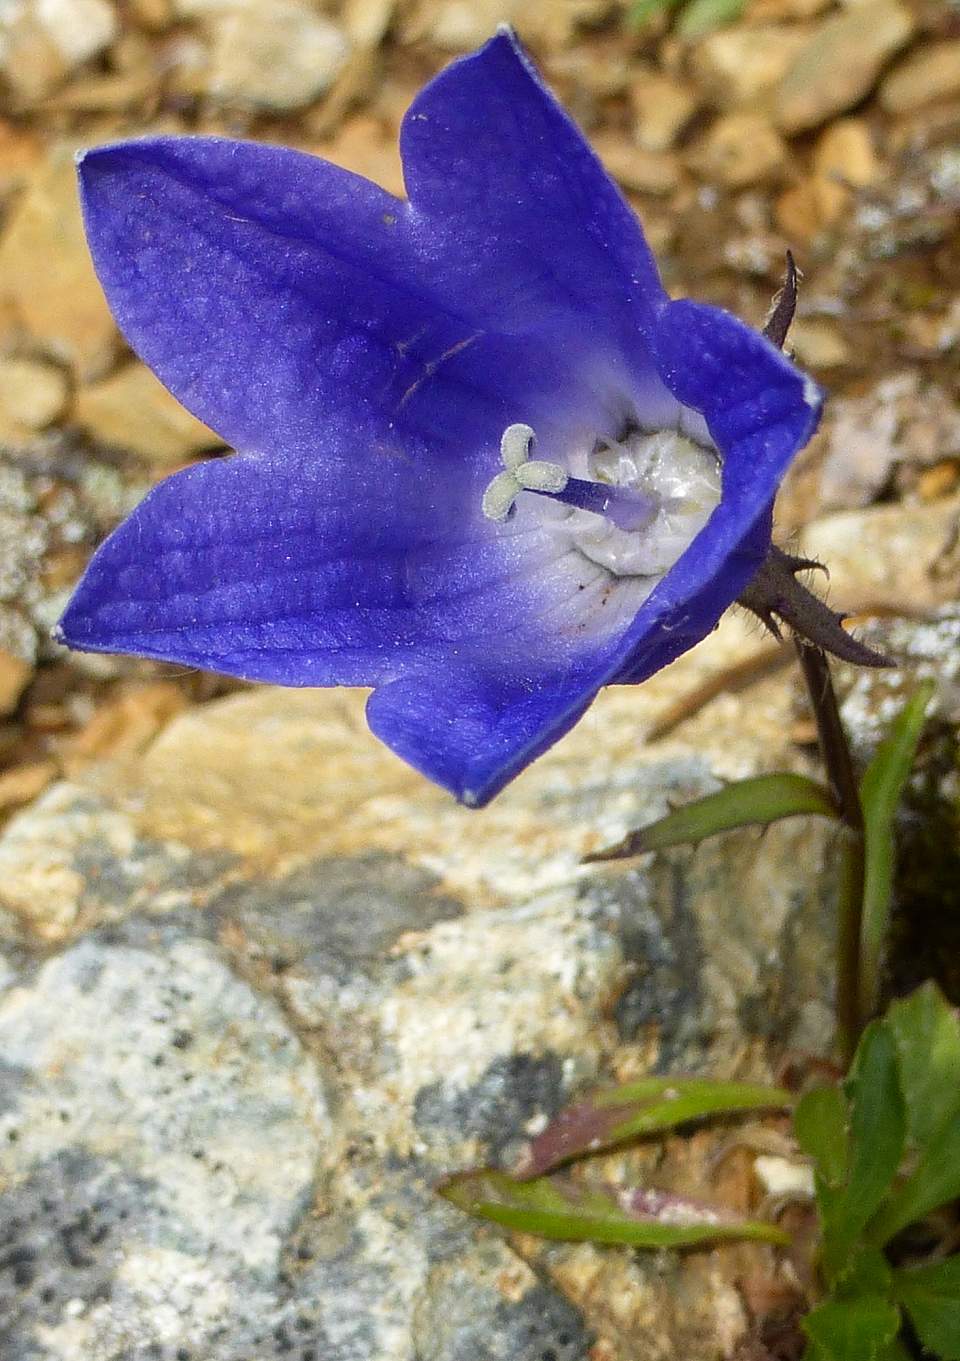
[794,639,865,1066]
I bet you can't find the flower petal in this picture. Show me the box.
[77,32,673,471]
[366,656,602,808]
[400,30,666,352]
[55,446,605,694]
[77,135,507,464]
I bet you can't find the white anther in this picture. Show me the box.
[515,461,568,493]
[500,423,535,470]
[481,471,524,522]
[482,423,569,522]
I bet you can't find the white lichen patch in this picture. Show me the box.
[0,937,330,1272]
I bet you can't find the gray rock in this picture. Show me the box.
[4,601,955,1357]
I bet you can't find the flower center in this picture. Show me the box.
[482,422,722,580]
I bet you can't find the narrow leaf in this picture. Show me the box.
[585,773,837,862]
[821,1023,905,1285]
[886,982,960,1151]
[794,1085,848,1187]
[802,1296,901,1360]
[676,0,746,37]
[859,682,935,1018]
[439,1168,789,1248]
[518,1078,791,1178]
[894,1254,960,1359]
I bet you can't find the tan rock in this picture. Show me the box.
[403,0,607,51]
[879,41,960,114]
[0,144,118,380]
[0,760,57,812]
[798,495,960,613]
[130,0,175,27]
[774,179,822,240]
[787,319,850,368]
[315,114,405,200]
[690,112,788,187]
[546,47,632,99]
[0,0,118,104]
[809,117,882,220]
[342,0,395,47]
[593,134,681,196]
[0,649,32,715]
[692,25,810,110]
[0,356,69,433]
[629,72,699,152]
[0,119,44,197]
[74,362,222,465]
[814,117,881,187]
[749,0,831,20]
[775,0,915,133]
[0,12,68,104]
[61,681,189,772]
[203,1,350,110]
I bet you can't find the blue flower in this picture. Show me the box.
[58,29,822,807]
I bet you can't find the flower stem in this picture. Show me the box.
[793,639,865,1067]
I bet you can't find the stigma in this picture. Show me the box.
[482,422,722,580]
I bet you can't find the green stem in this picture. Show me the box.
[794,640,865,1067]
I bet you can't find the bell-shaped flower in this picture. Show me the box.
[58,29,822,806]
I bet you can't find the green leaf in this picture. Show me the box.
[517,1078,791,1177]
[859,682,935,1018]
[820,1023,905,1285]
[869,1113,960,1245]
[886,982,960,1151]
[794,1085,848,1187]
[802,1295,901,1360]
[676,0,746,36]
[438,1169,789,1248]
[585,773,837,862]
[834,1245,893,1301]
[894,1254,960,1359]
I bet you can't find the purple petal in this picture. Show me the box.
[400,30,666,358]
[77,135,507,465]
[366,657,602,807]
[56,450,599,691]
[77,32,673,472]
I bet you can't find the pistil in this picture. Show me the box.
[535,476,658,531]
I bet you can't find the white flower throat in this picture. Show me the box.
[482,422,722,580]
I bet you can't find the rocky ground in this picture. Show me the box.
[0,0,959,1357]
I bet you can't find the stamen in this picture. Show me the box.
[482,422,570,522]
[500,422,535,471]
[482,423,654,528]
